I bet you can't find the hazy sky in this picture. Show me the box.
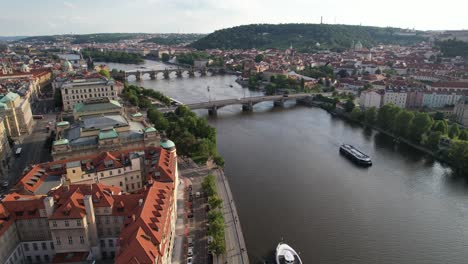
[0,0,466,36]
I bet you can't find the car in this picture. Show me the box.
[188,185,193,191]
[195,192,201,198]
[1,181,8,188]
[187,257,193,264]
[207,236,213,244]
[188,247,194,256]
[188,236,194,247]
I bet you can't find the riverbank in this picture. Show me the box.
[332,110,447,164]
[213,168,249,264]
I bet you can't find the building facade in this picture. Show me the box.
[0,92,33,138]
[60,77,123,111]
[383,88,408,108]
[359,89,383,109]
[454,96,468,127]
[1,145,178,264]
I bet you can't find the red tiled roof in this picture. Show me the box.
[116,182,175,264]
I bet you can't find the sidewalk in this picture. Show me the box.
[214,168,249,264]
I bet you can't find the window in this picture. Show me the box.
[132,183,135,189]
[64,220,69,227]
[52,221,57,227]
[80,235,85,244]
[105,217,110,224]
[68,236,73,245]
[118,169,121,174]
[102,252,107,259]
[44,255,50,262]
[109,171,113,176]
[72,169,75,173]
[101,173,104,177]
[131,176,133,180]
[119,181,123,187]
[108,239,114,247]
[77,219,81,226]
[26,256,32,263]
[33,242,38,251]
[42,242,47,250]
[107,228,112,236]
[126,184,129,190]
[35,256,41,262]
[56,237,61,245]
[137,182,140,188]
[24,243,30,251]
[50,242,54,249]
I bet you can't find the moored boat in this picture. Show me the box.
[276,242,302,264]
[339,144,372,166]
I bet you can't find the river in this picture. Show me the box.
[107,61,468,264]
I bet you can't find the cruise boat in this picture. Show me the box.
[339,144,372,166]
[276,242,302,264]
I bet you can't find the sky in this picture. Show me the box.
[0,0,467,36]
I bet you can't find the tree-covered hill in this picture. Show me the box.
[140,34,206,45]
[190,24,427,51]
[436,39,468,58]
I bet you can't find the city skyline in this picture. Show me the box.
[0,0,467,36]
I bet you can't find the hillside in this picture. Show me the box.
[140,34,206,45]
[190,24,427,51]
[436,39,468,58]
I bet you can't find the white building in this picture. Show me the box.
[454,96,468,126]
[422,92,462,108]
[383,88,408,108]
[359,89,383,109]
[60,77,122,111]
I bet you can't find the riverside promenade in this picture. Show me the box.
[214,168,249,264]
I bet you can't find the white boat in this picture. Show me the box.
[276,242,302,264]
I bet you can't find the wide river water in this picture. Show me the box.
[107,61,468,264]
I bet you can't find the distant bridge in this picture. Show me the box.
[125,67,226,81]
[164,93,328,115]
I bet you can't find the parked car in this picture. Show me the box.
[195,192,201,198]
[187,257,193,264]
[207,236,213,244]
[188,247,193,257]
[188,237,194,247]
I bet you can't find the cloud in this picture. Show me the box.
[63,1,76,8]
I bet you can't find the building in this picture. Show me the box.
[454,96,468,126]
[0,145,178,263]
[429,81,468,92]
[359,89,383,109]
[52,100,160,160]
[422,91,463,108]
[383,87,408,108]
[60,77,123,111]
[0,117,12,178]
[0,92,33,138]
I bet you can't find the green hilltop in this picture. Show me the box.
[190,23,428,51]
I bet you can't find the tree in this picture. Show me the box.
[409,112,434,143]
[99,69,110,78]
[208,195,223,210]
[394,110,414,137]
[433,120,448,134]
[337,69,349,78]
[433,112,444,120]
[147,108,169,131]
[424,131,442,150]
[364,107,377,125]
[350,108,364,121]
[447,141,468,174]
[255,54,264,63]
[161,53,170,62]
[448,123,460,139]
[138,97,152,109]
[344,99,355,113]
[376,104,400,131]
[375,69,382,74]
[459,129,468,141]
[202,175,217,197]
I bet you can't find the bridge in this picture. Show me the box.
[125,66,226,81]
[166,93,326,115]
